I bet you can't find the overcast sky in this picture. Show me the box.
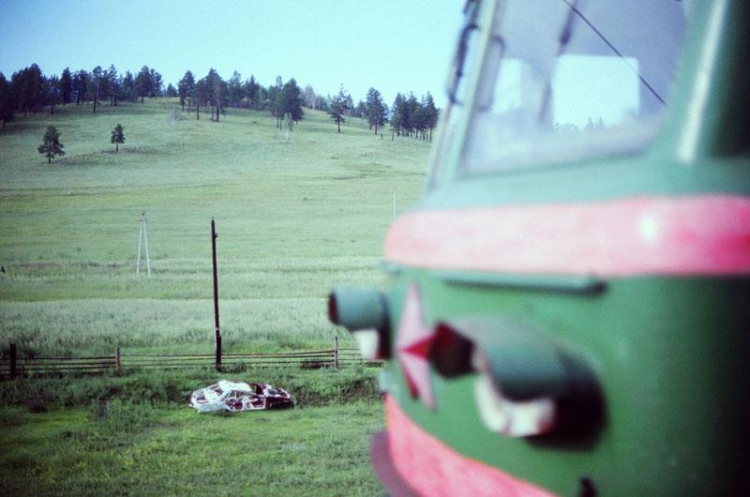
[0,0,465,107]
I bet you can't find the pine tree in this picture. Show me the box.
[227,71,244,108]
[60,67,72,105]
[269,76,284,128]
[135,66,152,103]
[44,75,61,115]
[106,64,120,106]
[72,70,88,105]
[205,68,225,122]
[195,78,209,120]
[90,65,103,113]
[422,93,439,141]
[366,87,387,135]
[111,123,125,152]
[121,71,137,102]
[390,93,406,139]
[38,125,65,164]
[328,85,350,133]
[282,78,304,124]
[244,75,261,109]
[149,68,163,97]
[406,93,421,137]
[178,71,195,111]
[0,73,15,128]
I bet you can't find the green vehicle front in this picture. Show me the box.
[330,0,750,495]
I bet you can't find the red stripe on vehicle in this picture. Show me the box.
[382,396,558,497]
[384,195,750,277]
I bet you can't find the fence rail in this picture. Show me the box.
[0,341,379,379]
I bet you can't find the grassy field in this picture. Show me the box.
[1,402,383,497]
[0,99,428,354]
[0,99,430,495]
[0,367,384,497]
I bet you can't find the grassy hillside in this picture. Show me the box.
[0,99,430,356]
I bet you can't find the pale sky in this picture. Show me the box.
[0,0,465,108]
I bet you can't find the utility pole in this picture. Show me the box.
[212,218,222,371]
[136,212,151,277]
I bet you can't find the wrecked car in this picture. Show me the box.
[189,380,295,413]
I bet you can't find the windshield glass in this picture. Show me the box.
[459,0,687,174]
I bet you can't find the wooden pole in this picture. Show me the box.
[212,218,222,371]
[115,347,120,373]
[333,336,339,370]
[10,343,17,379]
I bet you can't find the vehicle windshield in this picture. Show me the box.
[454,0,687,175]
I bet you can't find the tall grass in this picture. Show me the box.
[0,366,384,496]
[1,401,384,496]
[0,369,384,497]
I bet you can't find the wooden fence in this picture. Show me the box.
[0,340,379,379]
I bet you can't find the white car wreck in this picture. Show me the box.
[189,380,295,413]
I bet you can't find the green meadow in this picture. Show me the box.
[0,100,430,495]
[0,99,428,354]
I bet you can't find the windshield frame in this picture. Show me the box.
[429,0,688,186]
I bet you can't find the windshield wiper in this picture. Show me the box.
[447,0,481,105]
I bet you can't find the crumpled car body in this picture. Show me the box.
[189,380,295,413]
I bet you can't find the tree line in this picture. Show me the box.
[0,63,164,120]
[0,63,439,139]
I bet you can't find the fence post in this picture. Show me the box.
[115,347,121,373]
[333,336,339,370]
[10,343,17,379]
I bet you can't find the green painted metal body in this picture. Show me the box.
[331,0,750,495]
[383,274,750,494]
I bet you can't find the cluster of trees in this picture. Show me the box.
[177,71,304,126]
[389,92,439,141]
[0,64,164,125]
[326,85,438,140]
[0,63,440,139]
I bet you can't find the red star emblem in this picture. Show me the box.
[396,283,435,409]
